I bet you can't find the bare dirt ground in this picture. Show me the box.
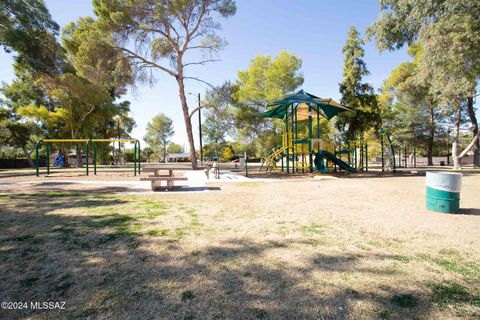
[0,172,479,319]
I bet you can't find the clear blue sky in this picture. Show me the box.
[0,0,430,148]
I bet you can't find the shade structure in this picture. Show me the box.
[262,90,351,120]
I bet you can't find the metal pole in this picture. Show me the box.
[404,146,407,168]
[198,93,203,164]
[286,111,289,174]
[294,104,298,172]
[134,140,137,176]
[137,140,141,174]
[291,105,295,173]
[334,147,337,172]
[308,104,313,173]
[46,143,50,175]
[348,141,351,166]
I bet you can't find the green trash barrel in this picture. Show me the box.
[426,172,462,213]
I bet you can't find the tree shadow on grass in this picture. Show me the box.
[0,193,450,319]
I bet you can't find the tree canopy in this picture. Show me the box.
[144,113,175,162]
[0,0,62,75]
[93,0,237,169]
[369,0,480,168]
[336,26,379,141]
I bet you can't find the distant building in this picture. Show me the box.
[167,153,191,162]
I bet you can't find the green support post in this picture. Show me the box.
[404,146,407,168]
[46,142,50,175]
[334,147,337,172]
[347,142,351,166]
[137,140,141,174]
[293,104,298,172]
[281,152,284,172]
[302,153,305,173]
[308,104,313,173]
[291,105,295,173]
[134,140,137,176]
[285,112,289,174]
[35,140,42,177]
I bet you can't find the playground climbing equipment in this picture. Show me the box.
[260,90,400,175]
[35,138,141,177]
[261,90,353,174]
[331,131,397,173]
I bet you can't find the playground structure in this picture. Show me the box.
[35,138,141,176]
[260,90,397,175]
[328,133,397,173]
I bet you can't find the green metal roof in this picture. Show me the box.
[262,90,352,120]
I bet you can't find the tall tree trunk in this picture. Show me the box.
[163,139,167,163]
[22,147,35,169]
[451,102,462,170]
[76,143,83,168]
[176,71,198,169]
[427,100,434,166]
[466,96,479,168]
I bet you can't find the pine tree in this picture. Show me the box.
[336,26,380,142]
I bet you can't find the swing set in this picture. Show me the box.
[35,138,141,177]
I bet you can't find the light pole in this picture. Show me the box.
[188,93,203,164]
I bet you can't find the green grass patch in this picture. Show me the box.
[427,280,480,308]
[181,290,195,302]
[146,229,169,237]
[389,255,411,263]
[418,253,480,280]
[41,191,88,197]
[142,210,167,218]
[87,214,134,229]
[345,287,360,297]
[300,223,325,236]
[390,293,418,308]
[174,228,188,239]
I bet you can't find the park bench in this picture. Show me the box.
[141,167,188,191]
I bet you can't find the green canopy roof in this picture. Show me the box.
[262,90,352,120]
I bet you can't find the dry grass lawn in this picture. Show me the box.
[0,174,479,319]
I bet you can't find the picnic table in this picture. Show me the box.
[140,167,189,191]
